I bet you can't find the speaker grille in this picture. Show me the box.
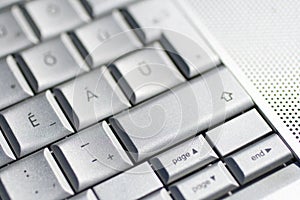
[185,0,300,141]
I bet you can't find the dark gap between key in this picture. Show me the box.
[79,0,94,19]
[68,32,93,68]
[18,4,41,41]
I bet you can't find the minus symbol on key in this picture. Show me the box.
[80,143,90,148]
[49,122,56,127]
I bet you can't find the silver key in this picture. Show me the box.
[54,66,130,130]
[150,135,218,184]
[206,109,272,156]
[170,161,238,200]
[85,0,136,16]
[127,0,198,43]
[74,11,142,68]
[25,0,90,39]
[0,91,73,157]
[0,129,15,167]
[127,0,220,78]
[0,6,37,57]
[225,134,293,184]
[0,56,33,110]
[0,148,73,200]
[111,42,185,104]
[52,121,133,192]
[19,34,89,93]
[68,189,98,200]
[93,162,162,200]
[225,163,300,200]
[110,66,253,162]
[141,189,172,200]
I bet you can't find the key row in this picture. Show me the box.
[0,147,165,200]
[0,11,213,106]
[0,40,184,111]
[0,133,293,200]
[170,134,293,200]
[0,92,293,198]
[0,65,253,161]
[0,0,220,91]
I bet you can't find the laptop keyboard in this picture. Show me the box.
[0,0,295,200]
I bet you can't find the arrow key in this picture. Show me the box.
[225,134,293,184]
[150,135,218,184]
[170,161,238,200]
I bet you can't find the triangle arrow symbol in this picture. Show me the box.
[210,175,215,181]
[192,148,198,154]
[265,148,272,153]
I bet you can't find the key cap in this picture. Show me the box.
[68,189,98,200]
[161,34,220,78]
[110,66,253,162]
[126,0,220,78]
[0,91,73,157]
[24,0,90,39]
[0,148,73,200]
[129,0,220,77]
[141,189,172,200]
[225,134,293,184]
[85,0,136,17]
[225,163,300,200]
[150,135,218,184]
[0,129,15,167]
[74,11,142,68]
[18,34,89,93]
[126,0,198,43]
[52,121,133,192]
[206,109,272,156]
[0,56,33,110]
[93,162,162,200]
[0,6,37,57]
[170,161,238,200]
[110,42,185,104]
[54,66,130,130]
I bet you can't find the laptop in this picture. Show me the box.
[0,0,298,199]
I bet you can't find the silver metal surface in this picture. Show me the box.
[19,34,89,93]
[110,66,253,162]
[111,42,185,104]
[206,109,272,156]
[93,162,163,200]
[170,161,238,200]
[127,0,220,78]
[141,189,172,200]
[0,148,73,200]
[225,134,293,184]
[150,135,217,184]
[0,6,37,57]
[74,11,142,68]
[0,56,33,110]
[52,121,133,192]
[54,66,130,130]
[24,0,89,39]
[0,91,73,157]
[85,0,136,16]
[0,129,15,167]
[225,163,300,200]
[68,189,98,200]
[177,0,300,159]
